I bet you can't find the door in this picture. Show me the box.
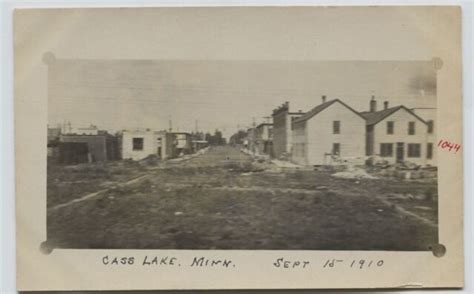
[396,142,404,163]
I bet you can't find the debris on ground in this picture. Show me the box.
[366,156,390,168]
[48,146,438,250]
[277,152,291,161]
[139,154,159,166]
[396,161,421,170]
[376,168,437,181]
[271,160,302,169]
[332,166,378,179]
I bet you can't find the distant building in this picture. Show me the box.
[67,125,99,135]
[172,132,193,155]
[246,127,257,154]
[255,123,273,156]
[122,130,175,161]
[60,132,119,162]
[361,97,431,166]
[57,142,89,165]
[47,126,62,158]
[291,97,366,165]
[192,140,209,151]
[271,102,303,158]
[47,126,61,143]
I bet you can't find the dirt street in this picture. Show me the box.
[48,145,438,250]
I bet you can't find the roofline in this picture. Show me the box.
[292,99,366,124]
[335,99,368,120]
[172,132,192,135]
[292,100,336,124]
[256,123,273,128]
[122,129,166,133]
[60,133,109,136]
[401,106,428,124]
[365,105,428,126]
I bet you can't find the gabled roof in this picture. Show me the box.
[172,132,192,135]
[256,123,273,129]
[293,99,365,124]
[360,105,427,126]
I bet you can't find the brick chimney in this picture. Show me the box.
[322,95,327,104]
[384,101,389,110]
[370,96,377,112]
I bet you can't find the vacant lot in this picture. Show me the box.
[47,159,154,208]
[47,146,438,250]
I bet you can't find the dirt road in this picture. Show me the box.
[48,145,438,250]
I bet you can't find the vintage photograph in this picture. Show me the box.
[45,57,439,250]
[14,6,463,290]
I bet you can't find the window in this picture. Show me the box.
[408,121,415,135]
[132,138,144,151]
[386,121,394,134]
[407,143,421,158]
[380,143,393,157]
[333,121,340,134]
[427,120,434,134]
[332,143,340,156]
[427,143,433,159]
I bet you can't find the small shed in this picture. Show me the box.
[60,133,119,162]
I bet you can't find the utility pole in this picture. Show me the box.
[168,116,172,132]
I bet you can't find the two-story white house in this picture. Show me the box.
[291,97,366,166]
[361,98,431,166]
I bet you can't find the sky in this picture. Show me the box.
[13,7,449,138]
[47,59,437,138]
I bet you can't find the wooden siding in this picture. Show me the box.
[372,108,429,165]
[291,121,307,165]
[412,108,437,166]
[292,102,366,165]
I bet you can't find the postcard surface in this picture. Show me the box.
[14,6,463,290]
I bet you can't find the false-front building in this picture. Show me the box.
[271,102,304,159]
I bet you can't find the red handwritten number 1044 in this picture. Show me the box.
[438,139,461,153]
